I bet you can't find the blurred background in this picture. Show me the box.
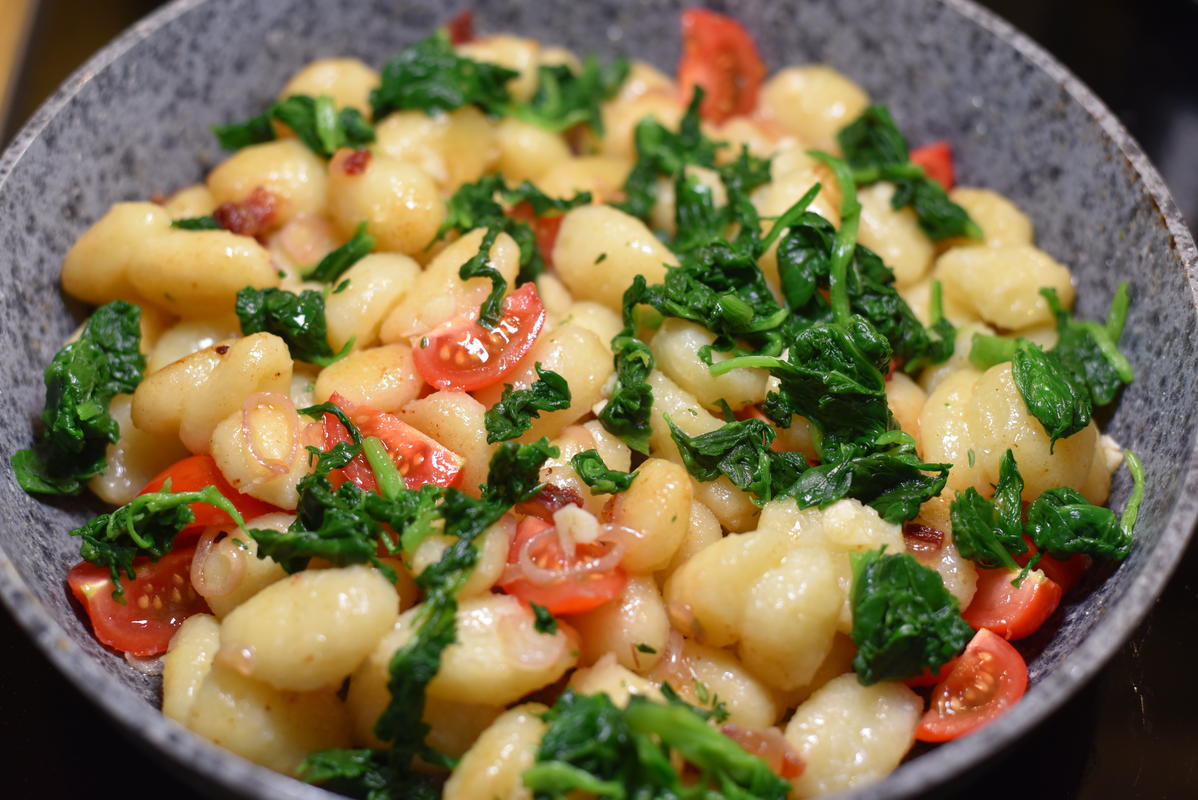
[1,1,1195,798]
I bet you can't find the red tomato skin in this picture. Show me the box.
[139,455,279,529]
[508,202,565,269]
[1017,535,1088,592]
[446,10,474,44]
[677,9,766,123]
[910,141,956,191]
[916,628,1028,742]
[322,406,378,492]
[501,517,627,616]
[323,393,463,492]
[67,547,209,657]
[963,567,1063,641]
[412,283,547,392]
[904,658,957,688]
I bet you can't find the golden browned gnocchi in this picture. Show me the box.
[25,10,1144,800]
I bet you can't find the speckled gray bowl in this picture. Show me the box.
[1,0,1195,798]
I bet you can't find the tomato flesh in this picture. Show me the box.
[412,283,546,392]
[139,455,279,530]
[963,567,1063,641]
[677,9,766,123]
[916,628,1028,742]
[67,547,209,657]
[507,201,566,270]
[500,517,627,616]
[323,393,463,492]
[910,141,956,191]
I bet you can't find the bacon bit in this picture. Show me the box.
[516,483,584,521]
[150,191,170,205]
[339,148,372,176]
[446,10,475,44]
[213,186,279,237]
[904,522,945,563]
[720,723,804,780]
[214,344,230,355]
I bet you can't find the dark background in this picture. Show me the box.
[2,1,1196,798]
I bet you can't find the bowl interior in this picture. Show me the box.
[0,0,1195,798]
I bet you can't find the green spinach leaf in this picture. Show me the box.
[214,95,375,158]
[838,105,981,241]
[371,32,518,120]
[12,301,145,495]
[570,450,636,494]
[73,483,247,600]
[485,363,572,443]
[235,287,353,366]
[850,548,973,685]
[949,449,1027,571]
[305,222,376,283]
[513,57,629,134]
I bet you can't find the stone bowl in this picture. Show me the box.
[0,0,1194,798]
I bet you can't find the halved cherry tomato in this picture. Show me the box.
[963,567,1063,641]
[1017,535,1088,592]
[677,9,766,123]
[67,547,209,657]
[910,141,956,191]
[445,10,474,44]
[323,393,464,492]
[916,628,1028,742]
[139,455,280,531]
[500,517,627,616]
[507,202,565,270]
[412,283,546,392]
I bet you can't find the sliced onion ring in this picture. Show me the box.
[241,391,299,478]
[516,525,625,586]
[190,526,245,599]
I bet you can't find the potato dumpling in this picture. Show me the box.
[355,594,577,710]
[553,205,677,310]
[217,565,401,691]
[280,57,379,115]
[327,148,444,256]
[935,244,1074,331]
[443,704,548,800]
[759,66,870,152]
[785,674,921,797]
[185,662,351,774]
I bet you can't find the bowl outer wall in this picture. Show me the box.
[0,0,1194,799]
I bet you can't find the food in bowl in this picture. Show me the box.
[12,8,1146,798]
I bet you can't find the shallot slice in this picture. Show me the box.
[240,391,299,478]
[515,525,625,586]
[190,526,245,600]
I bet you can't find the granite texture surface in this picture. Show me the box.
[0,1,1194,798]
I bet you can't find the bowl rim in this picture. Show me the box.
[0,1,1195,798]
